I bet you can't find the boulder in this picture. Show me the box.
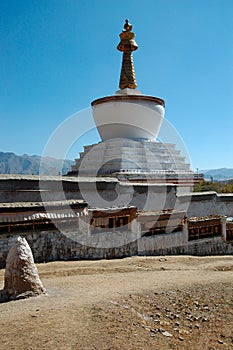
[0,236,46,301]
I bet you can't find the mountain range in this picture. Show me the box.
[0,152,74,176]
[201,168,233,181]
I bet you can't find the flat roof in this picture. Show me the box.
[0,199,86,212]
[0,174,119,183]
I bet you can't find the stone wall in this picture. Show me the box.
[0,229,138,268]
[138,236,233,256]
[1,177,233,217]
[0,176,176,212]
[0,227,232,269]
[138,230,188,255]
[177,192,233,217]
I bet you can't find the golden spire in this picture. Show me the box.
[117,19,138,90]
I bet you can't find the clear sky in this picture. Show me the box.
[1,0,233,170]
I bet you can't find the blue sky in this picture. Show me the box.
[1,0,233,170]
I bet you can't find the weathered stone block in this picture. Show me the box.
[0,236,46,302]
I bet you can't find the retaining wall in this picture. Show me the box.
[178,192,233,217]
[1,177,233,217]
[0,228,232,269]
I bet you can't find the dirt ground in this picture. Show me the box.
[0,255,233,350]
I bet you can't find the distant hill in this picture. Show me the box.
[0,152,74,176]
[201,168,233,181]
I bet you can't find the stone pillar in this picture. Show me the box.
[1,236,46,302]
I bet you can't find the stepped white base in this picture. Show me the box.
[70,139,191,177]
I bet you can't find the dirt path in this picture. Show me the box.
[0,256,233,349]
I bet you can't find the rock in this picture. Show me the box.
[1,236,46,301]
[150,328,158,334]
[161,330,173,337]
[0,289,8,302]
[159,257,167,262]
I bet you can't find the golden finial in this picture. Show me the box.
[117,19,138,90]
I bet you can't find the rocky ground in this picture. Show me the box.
[0,255,232,350]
